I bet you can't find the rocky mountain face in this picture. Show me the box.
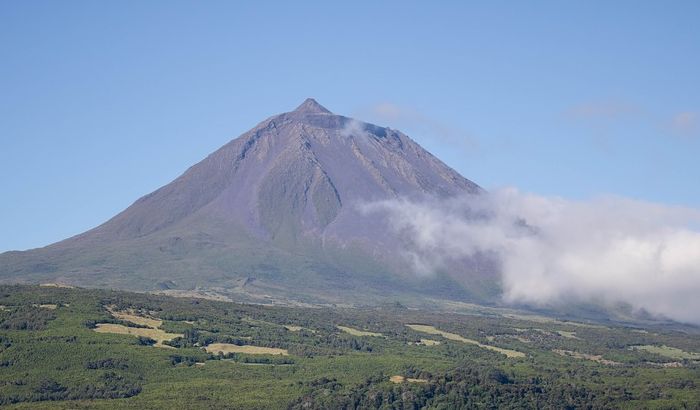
[0,99,497,305]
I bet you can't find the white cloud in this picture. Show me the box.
[361,189,700,325]
[340,118,366,138]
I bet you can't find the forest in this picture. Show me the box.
[0,285,698,409]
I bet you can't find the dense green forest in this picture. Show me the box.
[0,285,698,409]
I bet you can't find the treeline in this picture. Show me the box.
[0,377,142,406]
[2,285,699,408]
[0,306,56,331]
[0,357,143,406]
[163,328,377,357]
[288,364,632,410]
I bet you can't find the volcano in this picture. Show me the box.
[0,99,497,305]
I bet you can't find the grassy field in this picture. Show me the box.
[406,324,526,358]
[0,285,698,409]
[416,338,441,346]
[91,306,183,348]
[336,325,383,337]
[106,307,164,329]
[632,345,700,361]
[553,349,622,365]
[204,343,289,355]
[92,324,182,348]
[389,375,428,384]
[557,330,579,339]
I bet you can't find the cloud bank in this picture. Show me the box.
[362,189,700,325]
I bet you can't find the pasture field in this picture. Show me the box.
[91,305,183,347]
[389,375,428,383]
[416,338,440,346]
[557,330,579,339]
[336,325,383,337]
[552,349,622,366]
[632,344,700,360]
[407,324,526,358]
[93,323,182,348]
[106,306,163,329]
[204,343,288,355]
[0,285,699,409]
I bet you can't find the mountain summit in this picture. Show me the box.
[0,99,493,304]
[293,98,332,114]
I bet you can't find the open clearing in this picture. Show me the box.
[390,375,429,384]
[93,323,182,348]
[106,306,163,328]
[37,304,58,310]
[503,313,605,329]
[557,330,579,339]
[92,306,181,347]
[407,324,525,358]
[204,343,289,355]
[337,325,383,337]
[39,283,74,288]
[416,338,441,346]
[553,349,621,365]
[631,345,700,360]
[5,285,700,409]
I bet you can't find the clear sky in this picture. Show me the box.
[1,1,699,252]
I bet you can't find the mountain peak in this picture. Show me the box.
[0,98,487,305]
[293,98,332,114]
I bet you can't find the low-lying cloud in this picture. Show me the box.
[362,189,700,325]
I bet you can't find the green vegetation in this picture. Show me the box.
[0,285,698,409]
[337,325,384,337]
[632,345,700,361]
[406,324,525,358]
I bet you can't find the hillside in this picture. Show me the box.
[0,285,698,408]
[0,99,495,305]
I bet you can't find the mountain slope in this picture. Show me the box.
[0,99,495,304]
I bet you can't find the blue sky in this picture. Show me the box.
[1,1,699,252]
